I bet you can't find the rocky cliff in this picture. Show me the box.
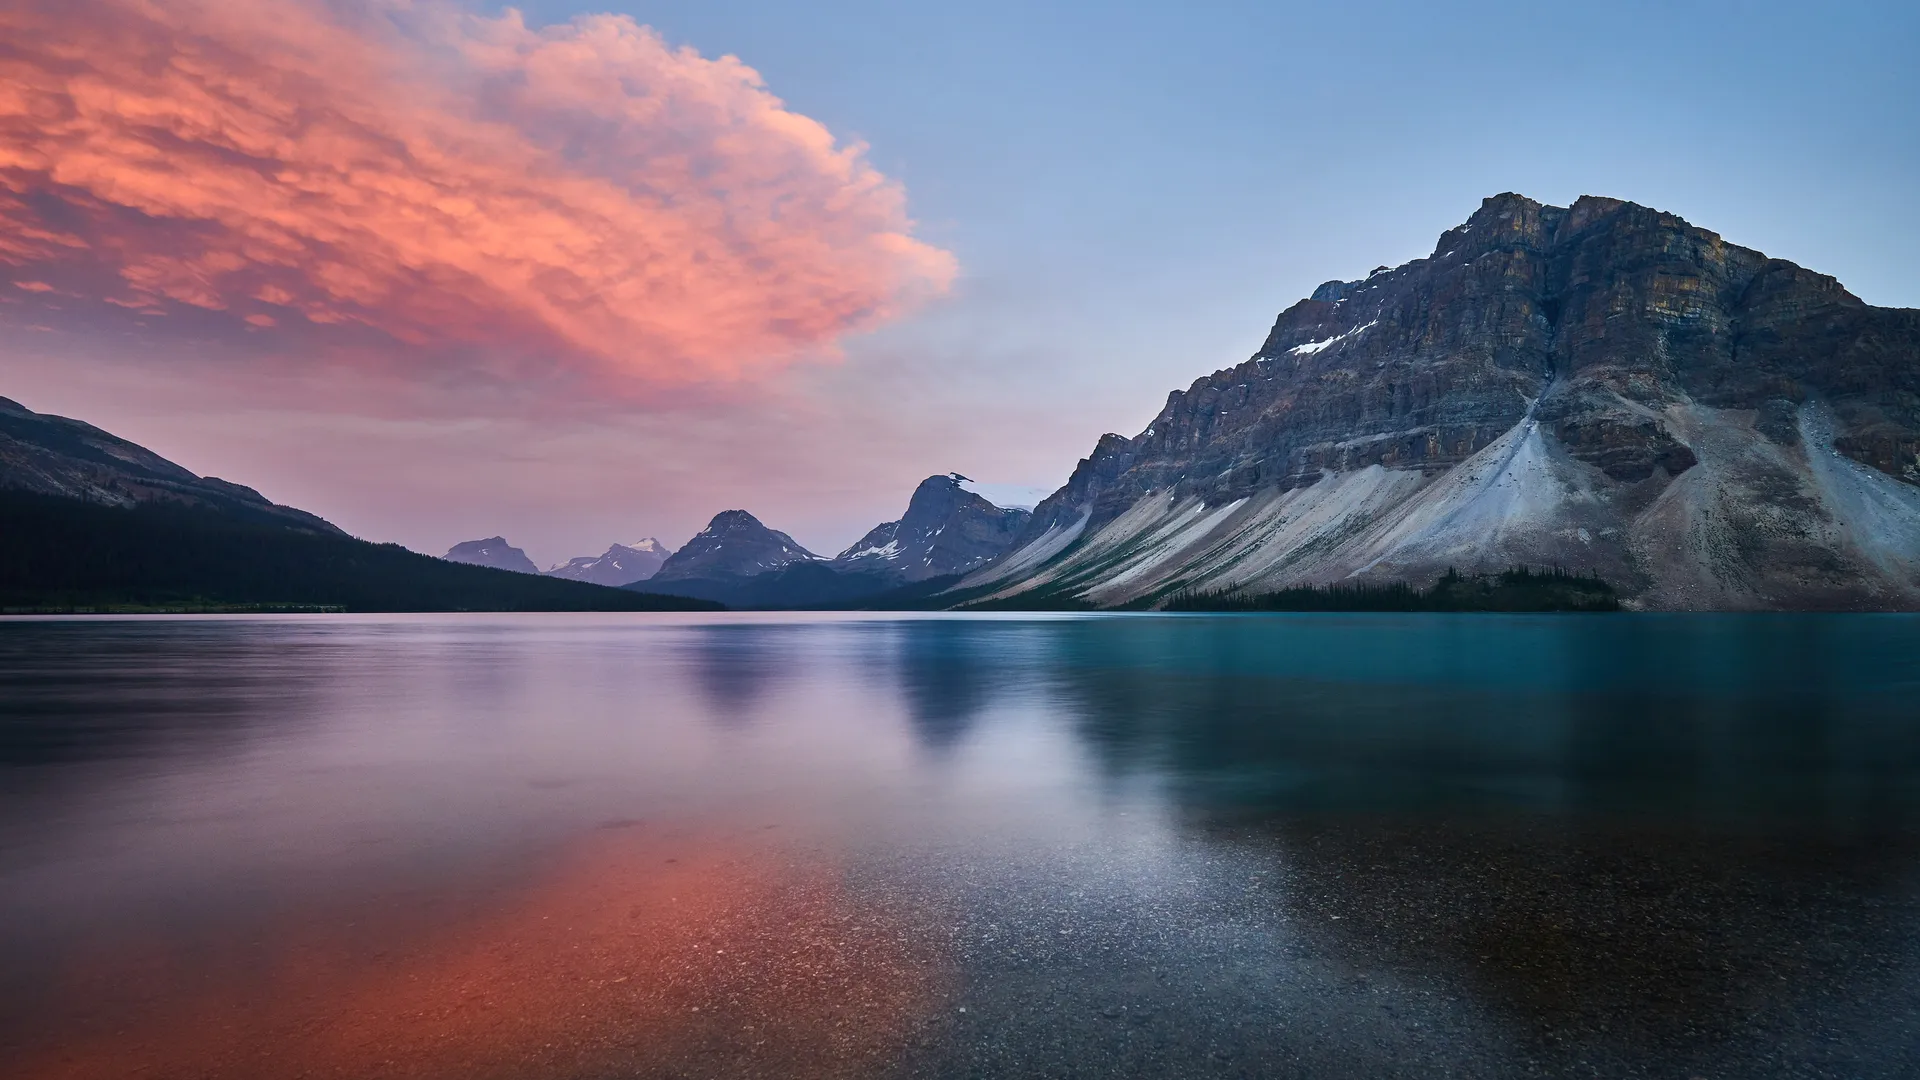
[961,194,1920,610]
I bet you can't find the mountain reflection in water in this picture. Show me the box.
[2,612,1918,1079]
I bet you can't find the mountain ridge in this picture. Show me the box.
[959,193,1920,610]
[546,539,670,586]
[639,477,1033,608]
[0,399,717,613]
[0,396,343,535]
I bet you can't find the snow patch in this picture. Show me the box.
[843,538,903,561]
[1289,320,1378,357]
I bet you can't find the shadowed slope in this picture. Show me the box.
[0,492,720,612]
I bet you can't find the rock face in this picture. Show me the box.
[652,511,820,583]
[546,539,670,587]
[832,474,1032,584]
[443,537,538,575]
[961,194,1920,610]
[0,396,343,534]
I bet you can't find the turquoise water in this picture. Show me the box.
[3,612,1919,1078]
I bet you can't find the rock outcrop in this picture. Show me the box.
[961,194,1920,610]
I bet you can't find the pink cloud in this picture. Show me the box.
[0,0,956,387]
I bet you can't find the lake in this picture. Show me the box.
[3,612,1920,1078]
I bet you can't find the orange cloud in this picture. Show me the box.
[0,0,956,386]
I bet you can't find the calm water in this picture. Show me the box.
[3,612,1920,1078]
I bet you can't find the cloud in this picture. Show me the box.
[0,0,956,387]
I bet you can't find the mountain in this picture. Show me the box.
[957,194,1920,611]
[640,510,826,605]
[1,396,342,534]
[443,536,539,574]
[651,510,821,582]
[0,399,719,613]
[545,539,670,586]
[832,474,1031,583]
[639,479,1033,608]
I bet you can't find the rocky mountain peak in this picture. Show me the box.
[443,536,538,575]
[1423,191,1558,263]
[899,473,990,521]
[702,509,763,533]
[652,510,819,582]
[1559,194,1629,237]
[832,473,1032,584]
[544,537,670,587]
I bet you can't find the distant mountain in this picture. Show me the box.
[443,536,539,574]
[831,474,1030,584]
[0,399,718,613]
[1,396,341,534]
[956,193,1920,611]
[638,479,1032,608]
[652,510,821,582]
[546,539,670,587]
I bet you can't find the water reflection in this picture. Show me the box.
[0,620,327,766]
[1041,614,1920,830]
[895,620,996,751]
[680,622,795,726]
[2,613,1919,1078]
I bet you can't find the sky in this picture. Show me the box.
[3,0,1917,567]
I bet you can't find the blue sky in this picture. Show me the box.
[549,0,1917,309]
[565,0,1919,555]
